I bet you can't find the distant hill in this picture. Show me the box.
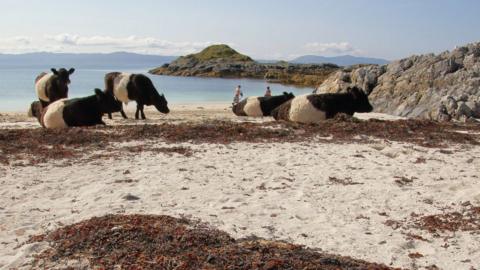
[180,44,253,63]
[0,52,176,69]
[292,55,389,66]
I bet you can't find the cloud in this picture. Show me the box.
[45,34,218,55]
[304,42,359,56]
[0,34,219,55]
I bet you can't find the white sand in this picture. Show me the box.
[1,104,480,269]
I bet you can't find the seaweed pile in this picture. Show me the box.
[29,214,399,270]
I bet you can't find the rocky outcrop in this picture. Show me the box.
[316,65,386,95]
[315,42,480,121]
[149,45,339,87]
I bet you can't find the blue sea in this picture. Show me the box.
[0,66,313,112]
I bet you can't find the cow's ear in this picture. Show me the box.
[68,68,75,74]
[349,87,361,98]
[51,68,58,75]
[283,92,288,95]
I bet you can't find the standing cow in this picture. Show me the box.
[271,87,373,123]
[30,89,122,128]
[232,92,295,117]
[104,72,170,120]
[35,68,75,108]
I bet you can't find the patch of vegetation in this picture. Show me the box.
[183,44,253,62]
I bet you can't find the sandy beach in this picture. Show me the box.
[1,103,480,269]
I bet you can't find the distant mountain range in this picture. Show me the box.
[0,51,389,70]
[291,55,390,66]
[0,52,177,69]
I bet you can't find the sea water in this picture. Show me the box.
[0,67,313,112]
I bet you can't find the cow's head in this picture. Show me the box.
[95,89,122,114]
[51,68,75,98]
[28,101,42,118]
[283,92,295,100]
[153,92,170,114]
[349,87,373,113]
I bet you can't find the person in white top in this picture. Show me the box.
[233,85,243,104]
[264,86,272,97]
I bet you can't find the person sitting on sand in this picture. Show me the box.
[264,86,272,97]
[233,85,243,104]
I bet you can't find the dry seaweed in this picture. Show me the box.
[29,214,399,270]
[384,206,480,234]
[0,118,478,165]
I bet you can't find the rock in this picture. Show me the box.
[466,100,480,117]
[457,94,469,102]
[442,96,458,115]
[315,42,480,121]
[315,65,386,95]
[456,102,474,118]
[123,194,140,201]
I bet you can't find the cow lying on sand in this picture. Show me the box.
[232,92,295,117]
[104,72,170,119]
[35,68,75,108]
[30,89,121,128]
[271,87,373,123]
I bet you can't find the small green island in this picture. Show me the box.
[149,44,339,88]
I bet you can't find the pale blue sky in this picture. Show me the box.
[1,0,479,60]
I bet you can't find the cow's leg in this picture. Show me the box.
[326,111,336,119]
[120,109,128,119]
[135,105,140,120]
[135,104,146,120]
[140,104,146,120]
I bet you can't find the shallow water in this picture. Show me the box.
[0,67,313,112]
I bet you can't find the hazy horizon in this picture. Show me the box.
[0,0,479,61]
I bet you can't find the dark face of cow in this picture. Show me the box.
[51,68,75,98]
[28,101,42,118]
[349,87,373,113]
[95,89,122,113]
[283,92,295,100]
[153,92,170,114]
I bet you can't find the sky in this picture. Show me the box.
[0,0,479,60]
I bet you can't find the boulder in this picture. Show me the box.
[315,65,386,95]
[315,42,480,121]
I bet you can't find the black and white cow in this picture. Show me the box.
[232,92,295,117]
[271,87,373,123]
[35,68,75,108]
[104,72,170,120]
[32,89,122,128]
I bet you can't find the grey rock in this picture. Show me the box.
[456,102,474,118]
[316,42,480,121]
[315,65,386,95]
[442,96,458,115]
[457,94,469,102]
